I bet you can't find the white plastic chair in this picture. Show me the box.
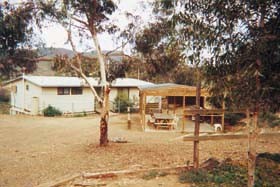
[214,123,222,132]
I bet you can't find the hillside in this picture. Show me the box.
[32,48,124,76]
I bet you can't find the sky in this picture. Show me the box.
[7,0,153,53]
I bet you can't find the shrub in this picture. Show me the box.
[224,113,246,125]
[259,112,280,128]
[0,88,10,102]
[255,153,280,187]
[43,105,62,117]
[114,93,133,113]
[178,155,280,187]
[179,169,209,184]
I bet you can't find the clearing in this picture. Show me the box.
[0,114,279,186]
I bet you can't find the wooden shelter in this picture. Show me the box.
[139,84,211,130]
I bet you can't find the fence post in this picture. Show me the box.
[118,99,120,113]
[127,107,131,129]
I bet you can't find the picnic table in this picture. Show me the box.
[153,113,177,130]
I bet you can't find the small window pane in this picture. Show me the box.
[57,87,70,95]
[58,88,63,95]
[71,87,83,95]
[64,88,70,95]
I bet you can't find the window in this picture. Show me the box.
[71,87,83,95]
[26,85,29,91]
[57,87,70,95]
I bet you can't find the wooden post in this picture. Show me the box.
[182,96,186,132]
[193,70,201,169]
[173,96,176,114]
[142,93,146,131]
[247,108,258,187]
[221,100,225,132]
[127,107,131,129]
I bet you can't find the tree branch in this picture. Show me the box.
[66,23,103,104]
[71,16,89,27]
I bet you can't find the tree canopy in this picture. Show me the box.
[0,1,38,80]
[137,0,280,112]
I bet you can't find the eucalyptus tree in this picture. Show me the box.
[136,0,215,169]
[0,1,38,80]
[147,0,280,186]
[37,0,118,146]
[198,1,280,186]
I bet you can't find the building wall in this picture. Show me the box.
[109,87,140,107]
[9,78,42,113]
[9,79,24,109]
[24,81,42,114]
[40,87,95,114]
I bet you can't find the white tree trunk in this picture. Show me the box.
[91,31,110,146]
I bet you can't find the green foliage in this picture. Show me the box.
[114,94,133,113]
[224,113,246,126]
[178,155,280,187]
[52,54,99,77]
[179,163,247,187]
[144,0,280,112]
[43,105,62,117]
[179,169,209,184]
[255,153,280,187]
[257,153,280,163]
[133,16,199,84]
[259,112,280,128]
[0,2,38,80]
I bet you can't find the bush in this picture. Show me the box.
[43,105,62,117]
[255,153,280,187]
[179,169,209,184]
[178,155,280,187]
[0,88,10,102]
[114,94,133,113]
[224,113,246,125]
[259,112,280,128]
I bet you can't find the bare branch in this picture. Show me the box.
[65,22,103,104]
[105,40,129,57]
[71,16,89,27]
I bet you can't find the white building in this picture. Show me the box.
[3,75,154,115]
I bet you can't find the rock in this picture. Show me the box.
[110,137,128,143]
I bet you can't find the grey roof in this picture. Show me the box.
[111,78,154,88]
[4,76,153,88]
[4,75,100,87]
[138,83,186,90]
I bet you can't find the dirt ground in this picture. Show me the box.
[0,114,279,187]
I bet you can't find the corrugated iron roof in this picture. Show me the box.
[25,76,101,87]
[138,83,196,90]
[112,78,154,87]
[4,76,153,88]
